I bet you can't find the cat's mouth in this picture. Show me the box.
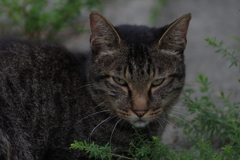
[117,108,156,128]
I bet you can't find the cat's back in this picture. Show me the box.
[0,39,84,69]
[0,38,90,114]
[0,39,90,159]
[0,39,89,104]
[0,39,89,85]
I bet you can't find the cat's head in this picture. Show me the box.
[88,11,191,128]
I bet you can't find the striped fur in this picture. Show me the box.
[89,11,191,129]
[0,12,191,159]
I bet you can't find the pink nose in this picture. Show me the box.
[132,109,149,118]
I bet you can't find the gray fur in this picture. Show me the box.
[0,12,191,159]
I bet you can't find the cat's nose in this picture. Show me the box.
[132,109,149,118]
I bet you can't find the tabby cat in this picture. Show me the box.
[0,11,191,159]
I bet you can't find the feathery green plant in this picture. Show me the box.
[205,37,240,70]
[70,129,240,159]
[0,0,106,40]
[180,36,240,154]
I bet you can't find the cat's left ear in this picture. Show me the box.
[89,11,122,54]
[157,13,191,55]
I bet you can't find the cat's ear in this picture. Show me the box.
[89,11,121,53]
[157,13,191,55]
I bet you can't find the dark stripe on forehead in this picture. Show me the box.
[123,66,128,78]
[127,44,151,77]
[128,44,149,60]
[127,64,132,75]
[147,58,152,75]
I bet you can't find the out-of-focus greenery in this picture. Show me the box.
[71,127,240,159]
[149,0,168,24]
[0,0,106,40]
[0,0,169,39]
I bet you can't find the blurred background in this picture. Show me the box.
[1,0,239,147]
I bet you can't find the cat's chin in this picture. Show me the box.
[131,119,150,128]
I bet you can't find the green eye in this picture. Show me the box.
[113,77,127,86]
[152,78,164,86]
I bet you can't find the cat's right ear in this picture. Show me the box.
[89,11,121,54]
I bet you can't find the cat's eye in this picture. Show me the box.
[113,77,127,86]
[152,78,164,87]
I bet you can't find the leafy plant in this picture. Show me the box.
[70,128,240,160]
[0,0,106,40]
[181,73,240,145]
[180,36,240,152]
[70,141,122,160]
[205,37,240,70]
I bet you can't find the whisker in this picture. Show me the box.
[171,111,201,125]
[146,125,152,132]
[159,117,180,131]
[119,120,132,131]
[74,84,93,92]
[169,113,193,128]
[171,110,195,120]
[155,118,165,131]
[85,101,107,115]
[66,110,110,134]
[173,105,201,114]
[118,119,125,129]
[89,115,117,143]
[110,119,121,148]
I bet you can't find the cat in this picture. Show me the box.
[0,11,191,159]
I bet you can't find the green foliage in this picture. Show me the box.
[126,128,174,160]
[182,73,240,146]
[181,136,240,160]
[70,141,120,160]
[0,0,106,40]
[70,129,240,160]
[70,128,174,160]
[180,36,240,156]
[205,37,240,70]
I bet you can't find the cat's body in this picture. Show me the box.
[0,12,191,159]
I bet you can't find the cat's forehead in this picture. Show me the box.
[111,45,176,84]
[98,43,180,76]
[125,44,152,81]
